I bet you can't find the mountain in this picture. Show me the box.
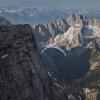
[32,14,100,99]
[0,6,70,24]
[0,24,70,100]
[0,13,100,99]
[0,6,100,24]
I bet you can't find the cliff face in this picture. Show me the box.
[0,25,63,100]
[32,19,69,46]
[32,14,100,50]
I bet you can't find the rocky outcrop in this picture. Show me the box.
[0,24,66,100]
[84,88,99,100]
[32,14,100,51]
[66,13,87,26]
[32,18,69,47]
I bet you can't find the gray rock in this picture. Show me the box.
[0,24,64,100]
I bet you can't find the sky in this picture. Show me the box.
[0,0,100,9]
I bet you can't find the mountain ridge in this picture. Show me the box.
[0,6,100,24]
[0,15,100,100]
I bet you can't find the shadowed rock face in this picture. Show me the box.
[0,25,65,100]
[32,14,100,49]
[41,47,91,80]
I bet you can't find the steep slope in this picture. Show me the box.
[32,14,100,51]
[0,6,100,24]
[32,18,69,51]
[0,25,67,100]
[0,6,70,24]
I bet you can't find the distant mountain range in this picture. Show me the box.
[0,5,100,24]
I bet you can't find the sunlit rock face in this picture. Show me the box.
[32,14,100,51]
[84,88,99,100]
[32,18,69,46]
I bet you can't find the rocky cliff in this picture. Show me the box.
[0,24,67,100]
[32,18,69,47]
[32,14,100,50]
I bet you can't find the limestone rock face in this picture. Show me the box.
[84,88,99,100]
[0,25,61,100]
[32,14,100,52]
[32,19,69,45]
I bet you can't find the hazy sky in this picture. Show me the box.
[0,0,100,9]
